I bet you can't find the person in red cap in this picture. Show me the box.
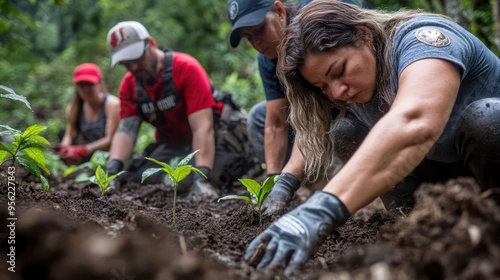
[58,63,120,165]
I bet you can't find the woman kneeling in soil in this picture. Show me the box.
[58,63,120,165]
[245,0,500,276]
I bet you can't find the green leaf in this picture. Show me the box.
[75,172,91,183]
[0,125,20,136]
[23,146,50,174]
[190,166,207,178]
[217,195,252,204]
[176,149,199,167]
[88,175,97,184]
[22,124,47,138]
[0,85,33,111]
[108,171,127,181]
[238,178,261,198]
[17,156,41,177]
[259,175,278,203]
[13,135,22,149]
[95,165,107,187]
[64,165,77,176]
[171,165,193,183]
[27,135,51,146]
[0,150,10,164]
[71,162,93,173]
[89,151,109,169]
[145,157,171,170]
[39,175,49,191]
[19,142,48,154]
[0,142,11,152]
[141,167,163,183]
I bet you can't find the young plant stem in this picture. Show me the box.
[259,205,262,227]
[172,183,178,225]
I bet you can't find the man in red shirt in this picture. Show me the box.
[104,21,252,199]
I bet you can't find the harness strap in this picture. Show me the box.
[135,50,181,127]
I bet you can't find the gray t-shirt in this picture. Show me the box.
[347,15,500,162]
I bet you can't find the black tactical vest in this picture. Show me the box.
[135,50,181,127]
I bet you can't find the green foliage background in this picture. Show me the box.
[1,0,499,144]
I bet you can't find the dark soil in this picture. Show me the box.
[1,168,499,280]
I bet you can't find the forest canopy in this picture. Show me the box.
[1,0,499,143]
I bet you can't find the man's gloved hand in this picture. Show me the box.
[104,159,124,187]
[58,145,88,165]
[244,191,350,276]
[105,159,124,176]
[262,173,301,217]
[188,166,219,200]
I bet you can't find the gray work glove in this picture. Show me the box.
[245,191,350,276]
[188,166,219,200]
[104,159,124,187]
[262,173,301,217]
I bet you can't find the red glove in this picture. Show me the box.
[58,145,88,165]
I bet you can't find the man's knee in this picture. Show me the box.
[456,98,500,189]
[247,101,266,131]
[456,98,500,144]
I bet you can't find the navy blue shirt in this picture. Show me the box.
[347,15,500,162]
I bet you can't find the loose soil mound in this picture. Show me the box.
[0,174,499,280]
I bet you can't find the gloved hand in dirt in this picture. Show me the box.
[104,159,124,187]
[245,191,350,276]
[188,166,219,200]
[58,145,88,165]
[262,173,301,217]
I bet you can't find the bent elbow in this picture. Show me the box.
[406,117,444,146]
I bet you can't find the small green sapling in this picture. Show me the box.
[88,165,126,195]
[1,86,51,190]
[141,149,205,225]
[64,150,110,183]
[218,174,280,226]
[0,124,52,191]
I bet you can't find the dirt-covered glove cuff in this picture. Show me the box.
[105,159,124,176]
[279,173,301,193]
[302,191,351,228]
[194,166,211,181]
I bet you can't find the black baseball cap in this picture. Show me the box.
[227,0,274,48]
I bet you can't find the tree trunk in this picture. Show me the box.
[493,0,500,50]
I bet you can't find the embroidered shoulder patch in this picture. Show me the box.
[415,28,451,47]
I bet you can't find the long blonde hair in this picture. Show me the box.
[277,0,438,182]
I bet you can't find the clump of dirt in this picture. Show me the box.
[0,175,499,280]
[319,177,500,279]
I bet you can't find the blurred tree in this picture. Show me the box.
[494,0,500,49]
[1,0,498,144]
[446,0,468,27]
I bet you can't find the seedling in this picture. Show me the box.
[64,150,110,183]
[0,86,51,190]
[141,149,205,225]
[44,151,68,179]
[88,165,126,195]
[0,124,51,191]
[218,175,280,226]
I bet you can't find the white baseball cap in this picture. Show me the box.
[107,21,150,67]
